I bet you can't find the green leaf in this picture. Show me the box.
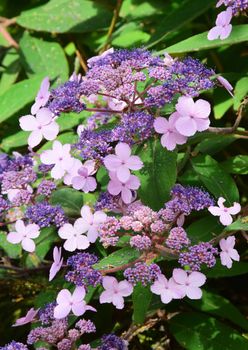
[120,0,165,19]
[213,88,233,120]
[187,290,248,331]
[137,139,177,210]
[0,49,20,95]
[0,74,44,124]
[186,216,223,243]
[0,231,21,258]
[20,32,69,80]
[17,0,112,33]
[206,261,248,278]
[191,155,239,204]
[132,283,152,324]
[221,156,248,175]
[234,77,248,110]
[146,0,215,48]
[162,25,248,54]
[112,23,150,47]
[224,217,248,231]
[50,187,84,217]
[38,132,78,151]
[194,134,236,155]
[169,311,248,350]
[94,247,140,270]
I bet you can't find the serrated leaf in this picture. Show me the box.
[132,283,152,324]
[17,0,112,33]
[137,139,177,210]
[94,247,140,270]
[191,155,239,204]
[20,32,69,80]
[187,290,248,331]
[169,311,248,350]
[162,25,248,54]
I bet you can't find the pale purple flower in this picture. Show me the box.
[40,140,74,179]
[7,220,40,253]
[216,0,225,7]
[208,8,232,40]
[99,276,133,309]
[12,307,39,327]
[6,185,33,203]
[104,142,143,182]
[87,47,114,67]
[217,75,234,96]
[71,160,97,193]
[63,158,83,186]
[49,246,64,281]
[107,97,127,111]
[150,274,184,304]
[107,171,140,204]
[208,197,241,226]
[219,236,240,268]
[174,96,211,137]
[79,205,107,243]
[172,268,206,299]
[154,114,187,151]
[54,287,96,319]
[58,219,90,252]
[163,53,175,66]
[19,108,59,148]
[31,77,50,115]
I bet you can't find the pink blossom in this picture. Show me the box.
[99,276,133,309]
[87,47,114,67]
[150,274,184,304]
[219,236,240,268]
[163,53,175,66]
[216,0,225,7]
[63,158,83,186]
[58,219,90,252]
[71,160,97,193]
[19,108,59,148]
[208,8,233,40]
[12,307,39,327]
[40,140,74,179]
[79,205,107,243]
[54,287,96,319]
[174,96,211,137]
[172,268,206,299]
[107,171,140,204]
[107,97,127,111]
[7,220,40,253]
[104,142,143,182]
[217,75,234,97]
[49,246,64,281]
[31,77,50,115]
[154,114,187,151]
[208,197,241,226]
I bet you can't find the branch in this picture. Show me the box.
[0,24,19,49]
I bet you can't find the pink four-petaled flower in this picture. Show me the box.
[54,287,96,319]
[40,140,74,179]
[173,96,211,137]
[12,307,39,327]
[172,268,206,299]
[107,171,140,204]
[154,114,187,151]
[58,219,90,252]
[79,205,107,243]
[208,197,241,226]
[104,142,143,183]
[49,246,64,281]
[7,220,40,253]
[99,276,133,309]
[208,8,233,41]
[219,236,240,268]
[150,274,184,304]
[71,160,97,193]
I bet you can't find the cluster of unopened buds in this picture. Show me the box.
[208,0,248,40]
[0,47,243,349]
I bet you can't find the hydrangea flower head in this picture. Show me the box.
[208,8,232,40]
[104,142,143,182]
[40,140,74,179]
[174,96,211,137]
[99,276,133,309]
[49,246,64,281]
[208,197,241,225]
[219,235,240,268]
[58,219,90,251]
[19,108,59,148]
[54,287,96,319]
[7,220,40,253]
[172,268,206,299]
